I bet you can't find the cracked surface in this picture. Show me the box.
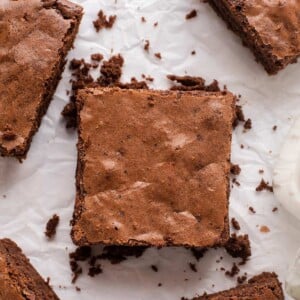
[0,238,59,300]
[72,88,235,247]
[0,0,82,159]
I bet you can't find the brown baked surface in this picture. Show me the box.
[0,238,59,300]
[196,272,284,299]
[208,0,300,74]
[72,87,236,247]
[0,0,83,159]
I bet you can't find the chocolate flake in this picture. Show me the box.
[45,214,59,239]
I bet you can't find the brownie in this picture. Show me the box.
[71,87,236,247]
[208,0,300,74]
[0,238,59,299]
[195,272,284,299]
[0,0,83,160]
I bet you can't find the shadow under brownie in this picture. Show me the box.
[0,238,59,300]
[0,0,83,160]
[208,0,300,74]
[71,87,236,248]
[195,272,284,299]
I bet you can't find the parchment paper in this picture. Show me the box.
[1,0,300,299]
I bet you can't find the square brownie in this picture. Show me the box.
[195,272,284,299]
[208,0,300,74]
[0,0,83,160]
[0,238,59,299]
[71,87,236,247]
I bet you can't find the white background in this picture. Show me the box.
[1,0,300,299]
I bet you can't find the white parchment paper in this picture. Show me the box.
[1,0,300,299]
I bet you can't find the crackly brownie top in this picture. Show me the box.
[197,272,283,299]
[0,0,82,154]
[0,238,59,300]
[232,0,300,59]
[73,88,235,247]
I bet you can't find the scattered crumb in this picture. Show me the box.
[141,16,146,22]
[191,50,196,55]
[45,214,59,239]
[260,225,270,233]
[75,286,81,292]
[233,105,245,128]
[232,178,240,186]
[191,248,207,261]
[189,263,197,272]
[273,125,277,131]
[237,274,248,284]
[225,234,251,265]
[249,206,256,214]
[186,9,197,20]
[158,283,162,287]
[141,74,154,82]
[144,40,150,52]
[244,118,252,130]
[256,179,273,193]
[88,264,103,277]
[151,265,158,272]
[240,144,244,149]
[153,21,158,27]
[93,10,117,32]
[154,52,162,59]
[225,263,240,277]
[231,218,241,231]
[91,53,104,62]
[272,207,278,212]
[230,164,241,176]
[259,169,264,174]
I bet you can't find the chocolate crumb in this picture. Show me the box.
[88,264,103,277]
[225,263,240,277]
[237,274,247,284]
[144,40,150,52]
[153,21,158,27]
[260,225,270,233]
[93,10,117,32]
[231,218,241,231]
[225,234,251,264]
[141,16,146,22]
[232,178,240,186]
[233,105,245,128]
[186,9,197,20]
[272,207,278,212]
[191,248,207,261]
[230,164,241,176]
[45,214,59,239]
[273,125,277,131]
[151,265,158,272]
[189,263,197,272]
[154,52,162,59]
[158,283,162,287]
[256,179,273,192]
[75,286,81,292]
[249,206,256,214]
[91,53,104,62]
[259,169,264,174]
[244,118,252,130]
[191,50,196,55]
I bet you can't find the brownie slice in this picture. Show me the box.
[208,0,300,74]
[195,272,284,299]
[71,87,236,247]
[0,0,83,160]
[0,238,59,300]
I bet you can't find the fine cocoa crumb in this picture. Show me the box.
[191,50,196,55]
[154,52,162,59]
[144,40,150,52]
[244,118,252,130]
[230,164,241,176]
[75,286,81,292]
[153,22,158,27]
[237,274,247,284]
[273,125,277,131]
[158,283,162,287]
[186,9,197,20]
[225,234,251,264]
[88,264,103,277]
[233,105,245,128]
[91,53,104,62]
[260,225,270,233]
[45,214,59,239]
[272,207,278,212]
[256,179,273,192]
[151,265,158,272]
[259,169,264,174]
[231,218,241,231]
[225,263,240,277]
[249,206,256,214]
[189,263,197,272]
[141,16,146,23]
[232,178,240,186]
[191,248,207,261]
[93,10,117,32]
[142,74,154,82]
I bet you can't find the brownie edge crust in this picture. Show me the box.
[0,238,59,300]
[209,0,300,74]
[72,87,236,248]
[0,0,83,160]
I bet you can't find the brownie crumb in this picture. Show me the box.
[189,263,198,272]
[186,9,197,20]
[151,265,158,272]
[232,178,240,187]
[225,263,240,277]
[244,118,252,130]
[154,52,162,59]
[141,74,154,82]
[93,10,117,32]
[191,50,196,55]
[45,214,59,239]
[144,40,150,52]
[237,274,248,284]
[191,248,207,261]
[88,264,103,277]
[158,283,162,287]
[272,207,278,212]
[233,105,245,128]
[230,164,241,176]
[256,179,273,193]
[75,286,81,292]
[70,246,92,262]
[167,75,220,92]
[249,206,256,214]
[91,53,104,62]
[225,234,251,264]
[231,218,241,231]
[141,16,146,22]
[273,125,277,131]
[118,77,149,90]
[153,22,158,27]
[260,225,270,233]
[259,169,264,174]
